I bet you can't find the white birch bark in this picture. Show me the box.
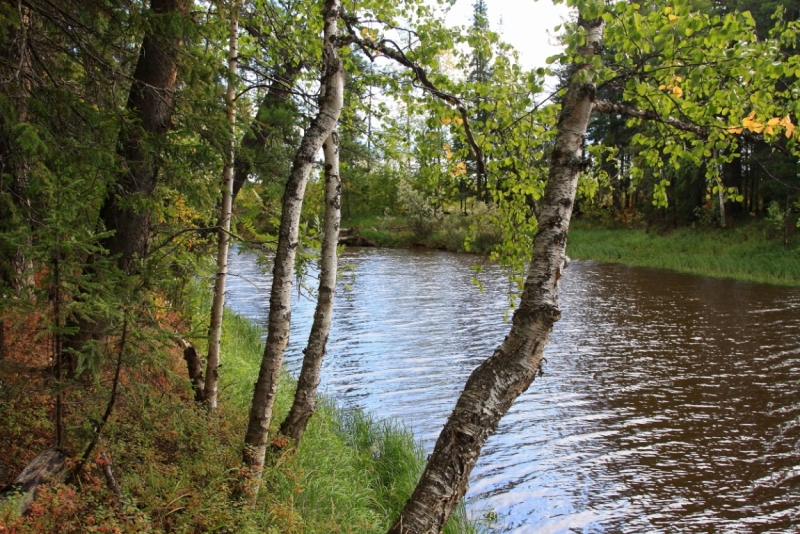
[242,0,343,490]
[204,0,240,411]
[278,126,342,443]
[387,17,605,534]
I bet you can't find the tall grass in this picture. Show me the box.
[567,220,800,286]
[219,310,484,533]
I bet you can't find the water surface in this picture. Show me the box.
[226,247,800,533]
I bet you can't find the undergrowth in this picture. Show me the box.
[0,309,483,533]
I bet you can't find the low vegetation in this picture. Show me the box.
[567,219,800,286]
[0,309,480,533]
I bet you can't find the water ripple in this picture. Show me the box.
[226,247,800,533]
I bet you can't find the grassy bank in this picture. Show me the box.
[345,213,800,286]
[567,220,800,286]
[1,309,482,533]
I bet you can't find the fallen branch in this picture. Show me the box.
[99,449,122,500]
[0,449,68,516]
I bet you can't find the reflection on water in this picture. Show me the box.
[226,247,800,533]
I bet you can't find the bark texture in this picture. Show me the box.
[387,17,604,534]
[242,0,344,487]
[278,126,342,443]
[204,0,240,411]
[98,0,189,275]
[62,0,189,372]
[0,3,35,292]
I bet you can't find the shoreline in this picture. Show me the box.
[342,215,800,287]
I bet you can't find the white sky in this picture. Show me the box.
[443,0,574,70]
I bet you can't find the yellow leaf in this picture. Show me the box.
[675,76,683,83]
[453,116,464,125]
[767,117,780,127]
[726,127,743,134]
[765,125,775,135]
[672,86,683,98]
[361,28,368,36]
[746,110,757,120]
[664,6,673,14]
[668,13,679,23]
[658,84,666,90]
[786,122,796,138]
[442,116,451,125]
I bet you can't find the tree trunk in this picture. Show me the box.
[98,0,189,276]
[242,0,344,492]
[0,3,35,293]
[278,126,342,443]
[387,16,604,533]
[62,0,189,372]
[204,0,240,411]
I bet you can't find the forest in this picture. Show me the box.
[1,0,799,532]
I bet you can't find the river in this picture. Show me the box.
[225,247,800,533]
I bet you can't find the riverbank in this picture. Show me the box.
[566,220,800,286]
[344,214,800,286]
[0,308,480,533]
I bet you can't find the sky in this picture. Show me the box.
[443,0,574,70]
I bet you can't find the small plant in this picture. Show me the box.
[766,200,787,233]
[396,179,436,237]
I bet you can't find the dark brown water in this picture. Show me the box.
[226,247,800,533]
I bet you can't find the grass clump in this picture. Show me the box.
[567,219,800,286]
[1,308,484,533]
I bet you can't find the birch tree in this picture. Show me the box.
[278,125,342,443]
[204,0,241,411]
[386,11,605,532]
[386,0,800,528]
[242,0,345,491]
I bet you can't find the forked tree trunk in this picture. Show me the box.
[242,0,344,491]
[204,0,240,411]
[278,126,342,443]
[387,16,604,533]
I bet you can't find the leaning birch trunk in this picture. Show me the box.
[242,0,343,491]
[387,16,604,534]
[278,126,342,443]
[204,0,240,410]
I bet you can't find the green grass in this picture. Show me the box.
[567,219,800,286]
[218,309,482,533]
